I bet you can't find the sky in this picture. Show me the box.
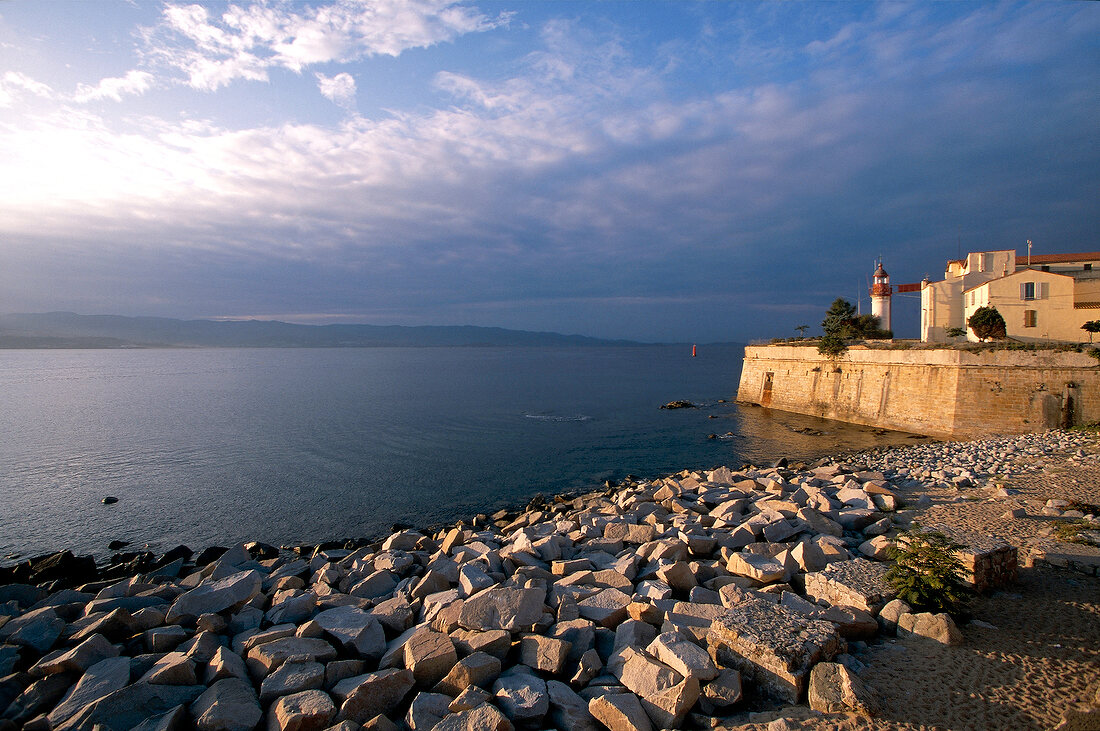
[0,1,1096,343]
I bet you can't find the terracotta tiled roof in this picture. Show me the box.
[1023,251,1100,264]
[896,283,923,293]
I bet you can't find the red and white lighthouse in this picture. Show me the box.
[870,260,892,332]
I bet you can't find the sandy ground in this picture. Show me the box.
[726,434,1100,731]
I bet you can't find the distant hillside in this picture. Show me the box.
[0,312,649,349]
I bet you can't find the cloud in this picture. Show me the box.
[73,70,155,103]
[316,71,357,110]
[0,71,54,106]
[0,3,1095,341]
[145,0,512,91]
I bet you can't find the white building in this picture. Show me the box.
[920,250,1100,343]
[870,261,891,332]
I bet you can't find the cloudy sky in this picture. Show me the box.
[0,1,1096,342]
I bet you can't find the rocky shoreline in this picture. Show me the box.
[1,429,1098,731]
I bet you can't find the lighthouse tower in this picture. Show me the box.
[870,260,892,332]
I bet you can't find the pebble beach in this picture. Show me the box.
[0,428,1097,731]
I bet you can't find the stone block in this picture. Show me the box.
[925,524,1018,592]
[802,558,894,615]
[267,689,336,731]
[707,599,841,704]
[458,586,545,632]
[588,692,653,731]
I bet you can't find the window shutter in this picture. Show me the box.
[1020,283,1027,300]
[1039,282,1049,299]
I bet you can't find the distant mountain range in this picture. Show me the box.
[0,312,651,349]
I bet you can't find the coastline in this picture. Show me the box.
[0,429,1097,730]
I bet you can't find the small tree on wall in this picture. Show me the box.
[945,326,966,339]
[821,299,858,337]
[967,306,1007,341]
[817,334,848,358]
[1083,320,1100,344]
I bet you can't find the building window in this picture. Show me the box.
[1024,310,1037,328]
[979,253,992,272]
[1021,282,1035,300]
[1086,264,1093,271]
[1041,265,1050,272]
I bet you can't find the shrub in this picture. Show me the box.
[1083,320,1100,343]
[967,306,1006,341]
[886,525,970,615]
[945,326,966,338]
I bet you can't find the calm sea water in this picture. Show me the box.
[0,346,917,561]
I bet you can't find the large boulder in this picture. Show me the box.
[30,633,119,677]
[246,637,337,678]
[403,628,457,687]
[47,656,130,728]
[335,668,415,725]
[313,606,386,660]
[546,680,599,731]
[807,661,880,717]
[897,611,964,645]
[166,570,262,625]
[647,631,718,683]
[577,588,632,627]
[434,651,501,696]
[54,682,206,731]
[617,647,699,729]
[458,586,545,632]
[259,659,325,704]
[432,703,514,731]
[2,606,65,654]
[726,552,786,584]
[588,693,653,731]
[492,671,549,723]
[268,689,337,731]
[191,677,262,731]
[519,634,571,674]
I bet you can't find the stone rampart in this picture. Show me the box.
[737,344,1100,439]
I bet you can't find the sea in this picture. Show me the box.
[0,345,920,562]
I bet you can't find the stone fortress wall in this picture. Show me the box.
[736,344,1100,439]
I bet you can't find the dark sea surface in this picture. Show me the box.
[0,345,918,561]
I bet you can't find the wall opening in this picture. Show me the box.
[762,372,774,406]
[1062,383,1078,429]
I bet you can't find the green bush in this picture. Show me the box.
[886,525,970,615]
[967,306,1006,341]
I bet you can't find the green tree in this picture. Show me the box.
[886,526,970,615]
[967,306,1006,341]
[1083,320,1100,344]
[853,313,892,339]
[795,324,809,338]
[821,298,857,337]
[945,326,967,339]
[817,334,848,358]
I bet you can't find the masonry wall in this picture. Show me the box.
[737,344,1100,439]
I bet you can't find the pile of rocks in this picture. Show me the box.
[857,429,1100,489]
[7,431,1090,731]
